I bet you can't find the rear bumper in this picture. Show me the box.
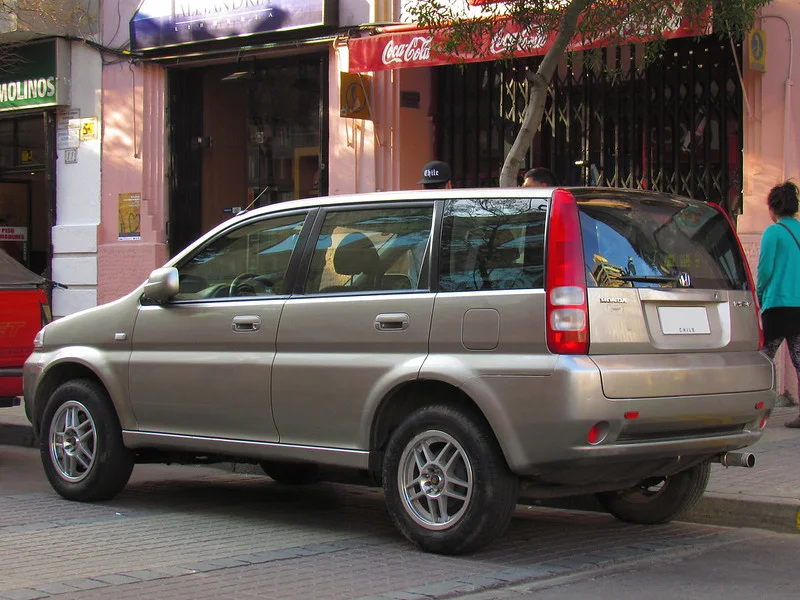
[0,367,23,406]
[466,352,776,481]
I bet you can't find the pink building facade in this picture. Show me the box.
[97,1,800,398]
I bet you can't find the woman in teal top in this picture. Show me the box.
[757,181,800,428]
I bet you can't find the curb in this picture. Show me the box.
[683,492,800,534]
[0,422,36,449]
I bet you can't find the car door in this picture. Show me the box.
[128,209,312,441]
[271,202,436,449]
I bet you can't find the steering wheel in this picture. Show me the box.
[229,273,272,297]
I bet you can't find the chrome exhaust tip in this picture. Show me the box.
[713,452,756,468]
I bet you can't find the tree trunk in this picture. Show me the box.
[498,0,588,188]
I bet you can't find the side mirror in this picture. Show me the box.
[143,267,179,304]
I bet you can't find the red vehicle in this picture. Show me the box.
[0,250,51,407]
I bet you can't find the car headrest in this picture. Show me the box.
[333,232,380,276]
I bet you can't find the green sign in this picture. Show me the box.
[0,40,68,112]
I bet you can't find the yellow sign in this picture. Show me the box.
[748,29,766,73]
[118,193,141,240]
[340,73,372,120]
[79,117,98,141]
[19,149,33,163]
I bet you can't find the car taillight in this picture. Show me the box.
[37,289,52,327]
[546,189,589,354]
[709,202,763,349]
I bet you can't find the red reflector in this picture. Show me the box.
[755,401,764,410]
[760,417,767,429]
[587,424,600,444]
[624,411,639,419]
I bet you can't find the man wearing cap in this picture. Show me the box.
[419,160,452,189]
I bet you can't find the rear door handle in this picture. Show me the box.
[232,315,261,332]
[375,313,409,331]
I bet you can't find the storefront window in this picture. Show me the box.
[0,117,45,169]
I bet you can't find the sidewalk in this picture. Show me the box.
[2,401,799,534]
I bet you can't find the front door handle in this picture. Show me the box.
[375,313,410,331]
[232,315,261,332]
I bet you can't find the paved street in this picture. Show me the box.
[0,444,779,600]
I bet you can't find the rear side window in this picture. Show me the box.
[440,198,547,291]
[304,205,434,294]
[577,194,749,290]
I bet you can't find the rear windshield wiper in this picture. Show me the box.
[616,274,681,285]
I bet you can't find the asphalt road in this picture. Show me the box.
[2,444,798,600]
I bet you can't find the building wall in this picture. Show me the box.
[51,41,102,318]
[97,0,167,306]
[739,0,800,401]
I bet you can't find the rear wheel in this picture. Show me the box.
[383,404,518,555]
[260,461,320,485]
[40,379,134,501]
[596,461,711,524]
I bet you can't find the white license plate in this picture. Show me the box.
[657,306,711,335]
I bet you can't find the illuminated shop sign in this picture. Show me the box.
[0,39,70,112]
[130,0,339,51]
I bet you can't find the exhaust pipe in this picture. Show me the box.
[713,452,756,468]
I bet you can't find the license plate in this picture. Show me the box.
[657,306,711,335]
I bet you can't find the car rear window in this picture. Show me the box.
[576,194,750,290]
[440,198,547,291]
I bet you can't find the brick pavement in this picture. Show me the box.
[0,468,747,600]
[2,401,800,531]
[1,402,799,600]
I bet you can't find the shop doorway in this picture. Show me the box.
[0,114,53,277]
[167,53,328,257]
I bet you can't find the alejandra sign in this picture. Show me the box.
[0,40,69,112]
[130,0,338,51]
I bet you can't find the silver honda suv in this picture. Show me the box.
[23,187,775,554]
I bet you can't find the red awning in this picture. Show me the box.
[347,13,710,73]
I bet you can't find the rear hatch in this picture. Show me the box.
[0,250,50,402]
[573,190,771,398]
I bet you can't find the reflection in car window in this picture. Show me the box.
[174,213,307,300]
[304,206,434,294]
[439,198,547,292]
[577,195,749,290]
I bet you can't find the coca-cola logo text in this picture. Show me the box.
[381,36,433,65]
[490,26,548,55]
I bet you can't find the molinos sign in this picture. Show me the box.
[0,40,70,112]
[130,0,339,51]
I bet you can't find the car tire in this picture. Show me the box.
[595,461,711,525]
[260,461,320,485]
[40,379,134,502]
[383,404,518,555]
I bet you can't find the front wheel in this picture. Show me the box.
[596,461,711,525]
[40,379,134,502]
[383,404,518,555]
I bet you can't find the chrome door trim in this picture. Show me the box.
[122,430,370,469]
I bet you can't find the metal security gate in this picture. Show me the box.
[435,36,744,216]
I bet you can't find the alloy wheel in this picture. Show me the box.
[49,400,97,482]
[397,429,474,530]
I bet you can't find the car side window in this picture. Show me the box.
[304,205,434,294]
[439,198,547,292]
[173,213,307,301]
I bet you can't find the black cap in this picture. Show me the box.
[418,160,451,185]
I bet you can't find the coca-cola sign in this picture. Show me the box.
[348,10,709,74]
[489,26,549,56]
[381,36,433,66]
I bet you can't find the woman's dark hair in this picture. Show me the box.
[767,180,800,217]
